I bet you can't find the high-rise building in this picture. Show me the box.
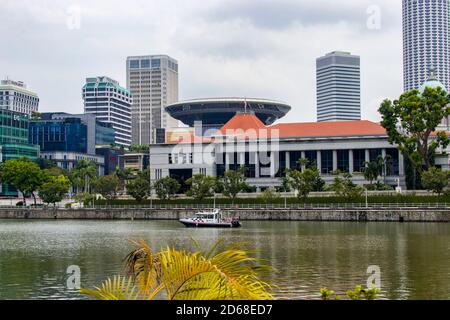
[0,79,39,116]
[126,55,179,145]
[0,110,39,196]
[29,113,111,174]
[29,113,115,155]
[316,51,361,122]
[82,76,132,147]
[403,0,450,92]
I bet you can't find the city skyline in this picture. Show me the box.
[0,0,403,124]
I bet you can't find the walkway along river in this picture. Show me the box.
[0,207,449,222]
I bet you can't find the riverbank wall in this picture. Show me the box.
[0,208,449,222]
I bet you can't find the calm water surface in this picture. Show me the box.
[0,219,449,300]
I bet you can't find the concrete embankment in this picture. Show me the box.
[0,208,449,222]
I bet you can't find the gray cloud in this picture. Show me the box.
[0,0,404,122]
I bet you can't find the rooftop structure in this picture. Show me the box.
[165,98,291,134]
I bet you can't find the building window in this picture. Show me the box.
[304,151,318,169]
[337,150,349,173]
[130,60,140,69]
[141,59,150,68]
[151,59,161,68]
[321,150,333,174]
[353,149,366,173]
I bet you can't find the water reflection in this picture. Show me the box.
[0,220,449,300]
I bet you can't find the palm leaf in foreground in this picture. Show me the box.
[80,275,140,300]
[81,240,274,300]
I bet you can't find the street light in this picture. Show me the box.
[365,187,368,208]
[149,145,152,210]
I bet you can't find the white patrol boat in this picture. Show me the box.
[179,209,241,228]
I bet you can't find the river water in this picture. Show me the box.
[0,219,449,300]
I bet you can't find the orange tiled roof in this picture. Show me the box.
[269,120,387,138]
[165,114,387,144]
[219,113,266,134]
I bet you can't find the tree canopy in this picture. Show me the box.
[285,168,324,200]
[126,177,151,203]
[93,174,120,202]
[38,175,70,206]
[421,167,449,195]
[220,168,250,204]
[379,87,450,171]
[70,160,97,193]
[0,158,47,205]
[154,177,180,200]
[186,174,217,200]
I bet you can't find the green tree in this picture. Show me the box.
[70,160,97,193]
[74,192,96,206]
[30,111,42,120]
[38,175,70,207]
[35,158,57,170]
[126,177,151,203]
[0,158,47,205]
[93,174,120,202]
[329,173,364,201]
[115,167,134,191]
[186,174,217,200]
[44,166,68,177]
[363,160,381,185]
[379,87,450,172]
[421,167,450,195]
[285,168,324,200]
[154,177,180,200]
[128,145,149,153]
[258,187,280,204]
[220,167,250,204]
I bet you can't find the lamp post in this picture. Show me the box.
[149,146,152,210]
[365,187,368,208]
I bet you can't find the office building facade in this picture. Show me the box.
[83,76,132,147]
[403,0,450,92]
[29,113,115,154]
[0,109,39,196]
[316,51,361,122]
[126,55,179,145]
[0,79,39,116]
[29,113,112,174]
[150,113,406,191]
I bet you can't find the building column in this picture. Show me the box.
[349,150,354,174]
[301,151,306,171]
[225,153,231,171]
[239,152,245,167]
[270,152,276,178]
[285,151,290,170]
[399,150,405,176]
[316,150,322,173]
[382,148,387,159]
[332,150,338,172]
[255,152,260,178]
[365,149,370,163]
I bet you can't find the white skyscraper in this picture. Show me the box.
[0,79,39,115]
[82,76,132,147]
[126,55,179,145]
[403,0,450,92]
[316,51,361,122]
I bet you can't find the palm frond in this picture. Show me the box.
[81,240,275,301]
[80,275,140,300]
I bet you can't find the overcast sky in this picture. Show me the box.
[0,0,403,123]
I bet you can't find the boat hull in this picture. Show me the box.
[179,219,241,228]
